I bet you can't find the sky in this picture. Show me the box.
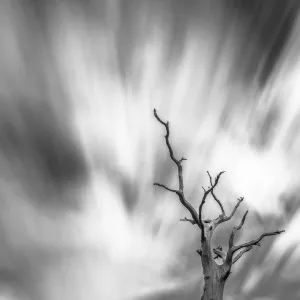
[0,0,300,299]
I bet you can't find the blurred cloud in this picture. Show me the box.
[0,0,299,300]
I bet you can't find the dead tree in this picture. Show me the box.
[153,109,284,300]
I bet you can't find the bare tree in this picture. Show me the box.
[153,109,284,300]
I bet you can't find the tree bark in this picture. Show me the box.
[200,230,228,300]
[201,271,225,300]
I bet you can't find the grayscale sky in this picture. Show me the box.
[0,1,300,299]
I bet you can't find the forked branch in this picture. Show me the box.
[207,171,225,215]
[223,205,285,266]
[199,171,225,240]
[229,210,249,248]
[226,225,284,264]
[217,197,244,226]
[232,230,285,253]
[153,109,200,227]
[200,172,244,230]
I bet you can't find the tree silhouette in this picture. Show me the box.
[153,109,285,300]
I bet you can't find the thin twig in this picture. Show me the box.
[180,217,196,225]
[153,183,178,194]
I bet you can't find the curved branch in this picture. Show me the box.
[232,230,285,253]
[199,171,225,240]
[207,171,225,215]
[180,217,197,225]
[217,197,244,226]
[232,246,252,264]
[153,109,200,227]
[153,183,178,193]
[227,197,244,220]
[229,210,248,248]
[153,109,179,165]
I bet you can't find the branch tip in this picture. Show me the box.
[153,183,177,193]
[180,217,196,225]
[179,157,187,163]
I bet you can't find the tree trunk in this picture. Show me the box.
[201,271,225,300]
[200,230,227,300]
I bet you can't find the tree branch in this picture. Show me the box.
[236,210,249,231]
[226,211,284,265]
[227,197,244,219]
[153,183,178,193]
[232,230,285,253]
[179,157,187,163]
[153,109,180,168]
[180,217,196,225]
[229,210,249,248]
[207,171,225,215]
[153,109,200,227]
[232,246,252,264]
[199,171,225,240]
[217,197,244,226]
